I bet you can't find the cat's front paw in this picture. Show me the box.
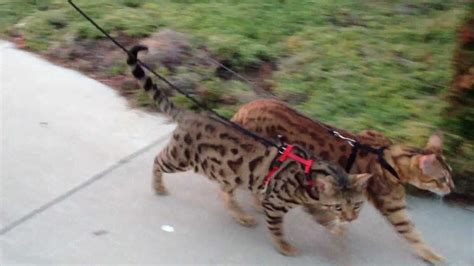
[324,220,347,236]
[153,185,169,196]
[328,224,347,236]
[415,244,444,265]
[235,214,258,227]
[275,241,298,256]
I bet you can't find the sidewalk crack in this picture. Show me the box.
[0,133,171,235]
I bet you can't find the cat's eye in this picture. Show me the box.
[440,171,450,183]
[354,202,363,209]
[334,204,342,211]
[321,204,331,210]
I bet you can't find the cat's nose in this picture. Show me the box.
[343,213,356,222]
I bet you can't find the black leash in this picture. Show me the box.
[68,0,400,179]
[68,0,278,149]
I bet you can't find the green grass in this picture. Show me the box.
[0,0,472,191]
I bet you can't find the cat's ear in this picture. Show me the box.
[316,176,335,195]
[418,154,437,174]
[425,132,443,154]
[350,173,373,190]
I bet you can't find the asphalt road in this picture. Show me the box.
[1,41,473,265]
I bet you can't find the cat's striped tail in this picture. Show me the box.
[127,45,183,121]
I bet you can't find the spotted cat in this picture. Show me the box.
[232,98,454,263]
[127,46,373,256]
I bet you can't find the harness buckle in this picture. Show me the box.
[278,145,287,154]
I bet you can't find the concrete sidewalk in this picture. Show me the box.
[0,40,176,232]
[1,41,473,265]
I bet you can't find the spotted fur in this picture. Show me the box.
[232,98,454,263]
[127,46,373,256]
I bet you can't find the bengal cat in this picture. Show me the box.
[232,98,454,264]
[127,46,373,256]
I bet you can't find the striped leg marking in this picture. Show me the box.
[377,195,444,264]
[263,199,297,256]
[152,146,189,195]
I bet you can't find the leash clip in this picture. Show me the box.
[332,130,356,147]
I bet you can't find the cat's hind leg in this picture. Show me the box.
[152,144,190,195]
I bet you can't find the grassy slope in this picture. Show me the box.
[0,0,471,189]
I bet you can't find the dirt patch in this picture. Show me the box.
[140,29,192,70]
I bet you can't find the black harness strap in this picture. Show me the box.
[345,143,359,172]
[376,147,400,180]
[345,142,400,179]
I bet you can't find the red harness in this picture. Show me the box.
[262,145,315,192]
